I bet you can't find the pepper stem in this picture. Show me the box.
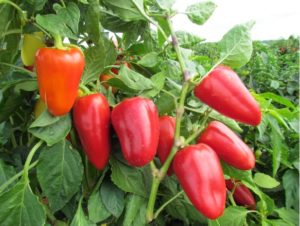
[53,33,65,49]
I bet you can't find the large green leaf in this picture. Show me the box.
[282,170,299,211]
[186,1,217,25]
[100,180,125,218]
[102,0,145,21]
[88,190,111,223]
[118,65,154,91]
[219,21,254,68]
[37,140,83,212]
[82,41,116,84]
[110,157,149,197]
[208,206,248,226]
[123,194,147,226]
[0,176,45,226]
[0,159,15,189]
[29,111,71,146]
[253,173,280,189]
[275,208,299,226]
[36,2,80,39]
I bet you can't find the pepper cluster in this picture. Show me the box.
[24,33,260,220]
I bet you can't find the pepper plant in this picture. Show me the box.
[0,0,299,226]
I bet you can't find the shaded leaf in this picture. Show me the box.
[37,140,83,212]
[0,177,45,226]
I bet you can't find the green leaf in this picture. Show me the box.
[0,176,45,226]
[137,52,159,68]
[123,194,147,226]
[0,159,15,189]
[82,42,116,84]
[176,31,204,48]
[71,198,96,226]
[282,170,299,211]
[275,208,299,226]
[0,5,21,75]
[110,157,148,197]
[53,2,80,34]
[219,21,254,68]
[36,2,80,39]
[26,0,47,11]
[141,72,165,98]
[85,0,104,44]
[222,163,253,183]
[100,180,125,218]
[36,14,76,39]
[260,92,296,109]
[0,89,23,123]
[0,122,11,145]
[37,140,83,212]
[265,219,294,226]
[102,0,145,21]
[208,206,248,226]
[155,92,176,115]
[88,190,111,223]
[186,1,217,25]
[29,111,71,146]
[155,0,175,10]
[119,65,154,91]
[254,173,280,189]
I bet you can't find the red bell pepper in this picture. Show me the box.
[226,179,256,210]
[36,47,85,116]
[173,144,226,219]
[111,97,159,167]
[198,121,255,170]
[73,93,110,170]
[157,116,176,175]
[194,66,261,126]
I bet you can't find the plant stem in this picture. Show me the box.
[23,140,43,180]
[146,10,194,223]
[0,160,38,194]
[154,190,184,219]
[146,83,190,222]
[146,177,160,222]
[166,16,189,81]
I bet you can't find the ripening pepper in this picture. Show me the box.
[157,115,176,175]
[194,66,261,126]
[198,121,255,170]
[173,144,226,219]
[21,32,46,67]
[73,93,110,170]
[111,97,159,167]
[226,179,256,210]
[35,47,85,116]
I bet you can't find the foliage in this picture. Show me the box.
[0,0,299,226]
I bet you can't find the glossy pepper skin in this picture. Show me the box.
[73,93,110,170]
[198,121,255,170]
[111,97,159,167]
[157,116,175,175]
[35,47,85,116]
[194,66,261,126]
[173,144,226,219]
[226,179,256,210]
